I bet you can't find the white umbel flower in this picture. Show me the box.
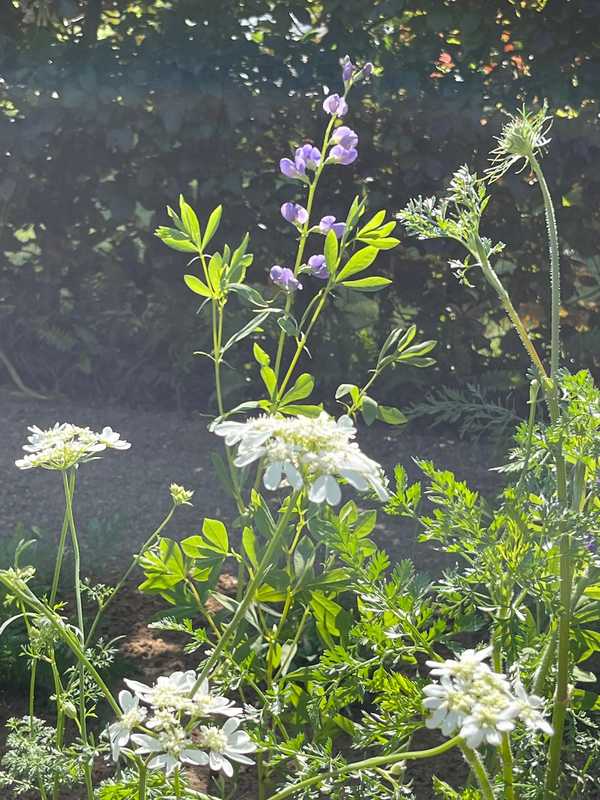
[212,412,389,506]
[131,729,203,775]
[108,690,147,761]
[125,670,197,713]
[184,717,256,777]
[423,646,552,748]
[15,422,130,471]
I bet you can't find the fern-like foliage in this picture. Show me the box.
[409,383,520,443]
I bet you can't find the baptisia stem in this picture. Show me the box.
[192,491,300,694]
[265,736,462,800]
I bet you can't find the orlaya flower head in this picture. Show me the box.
[296,144,321,170]
[319,215,346,238]
[281,202,309,226]
[328,144,358,165]
[211,412,389,506]
[307,254,329,280]
[15,422,131,471]
[323,93,348,117]
[270,265,302,292]
[131,729,204,775]
[342,55,357,83]
[108,690,147,761]
[186,717,256,777]
[125,670,197,712]
[330,126,358,150]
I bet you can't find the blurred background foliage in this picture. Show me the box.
[1,0,600,416]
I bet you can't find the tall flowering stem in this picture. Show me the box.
[460,744,496,800]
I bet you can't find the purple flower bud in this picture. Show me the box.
[281,202,309,226]
[323,93,348,117]
[270,265,302,292]
[330,126,359,150]
[295,144,321,170]
[280,157,306,181]
[342,55,356,83]
[362,62,374,77]
[308,254,329,280]
[319,215,346,238]
[328,144,358,166]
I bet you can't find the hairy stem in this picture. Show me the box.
[461,744,496,800]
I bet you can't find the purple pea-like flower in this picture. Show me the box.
[307,254,329,280]
[270,265,302,292]
[280,157,306,181]
[330,126,358,150]
[328,144,358,165]
[342,55,356,83]
[323,93,348,117]
[296,144,321,170]
[319,215,346,238]
[281,202,309,226]
[362,62,374,77]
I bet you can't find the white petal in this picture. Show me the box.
[223,717,240,735]
[181,748,210,766]
[131,734,163,753]
[209,751,224,771]
[308,475,328,504]
[339,469,369,491]
[324,475,342,505]
[264,461,284,490]
[118,689,136,712]
[283,461,303,490]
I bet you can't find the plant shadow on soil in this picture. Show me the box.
[0,388,504,799]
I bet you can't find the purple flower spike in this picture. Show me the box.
[270,265,302,292]
[331,126,358,150]
[308,254,329,280]
[342,55,356,83]
[281,202,309,226]
[319,215,346,238]
[328,144,358,165]
[295,144,321,170]
[323,93,348,117]
[280,157,306,181]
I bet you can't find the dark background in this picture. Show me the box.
[1,0,599,413]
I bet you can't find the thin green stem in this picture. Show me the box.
[192,492,300,693]
[49,503,70,605]
[138,762,147,800]
[265,736,462,800]
[85,506,176,647]
[492,634,516,800]
[174,767,182,799]
[461,744,496,800]
[62,470,94,800]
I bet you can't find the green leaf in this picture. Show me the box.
[336,246,378,281]
[279,404,323,417]
[357,209,386,237]
[335,383,359,401]
[358,236,400,250]
[324,229,339,272]
[281,373,315,405]
[155,227,197,253]
[361,395,378,425]
[184,274,213,298]
[253,343,271,366]
[203,204,223,249]
[341,276,392,292]
[278,315,299,337]
[242,527,258,569]
[179,195,201,245]
[260,365,277,397]
[377,405,408,425]
[222,309,273,353]
[201,518,229,553]
[207,253,223,292]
